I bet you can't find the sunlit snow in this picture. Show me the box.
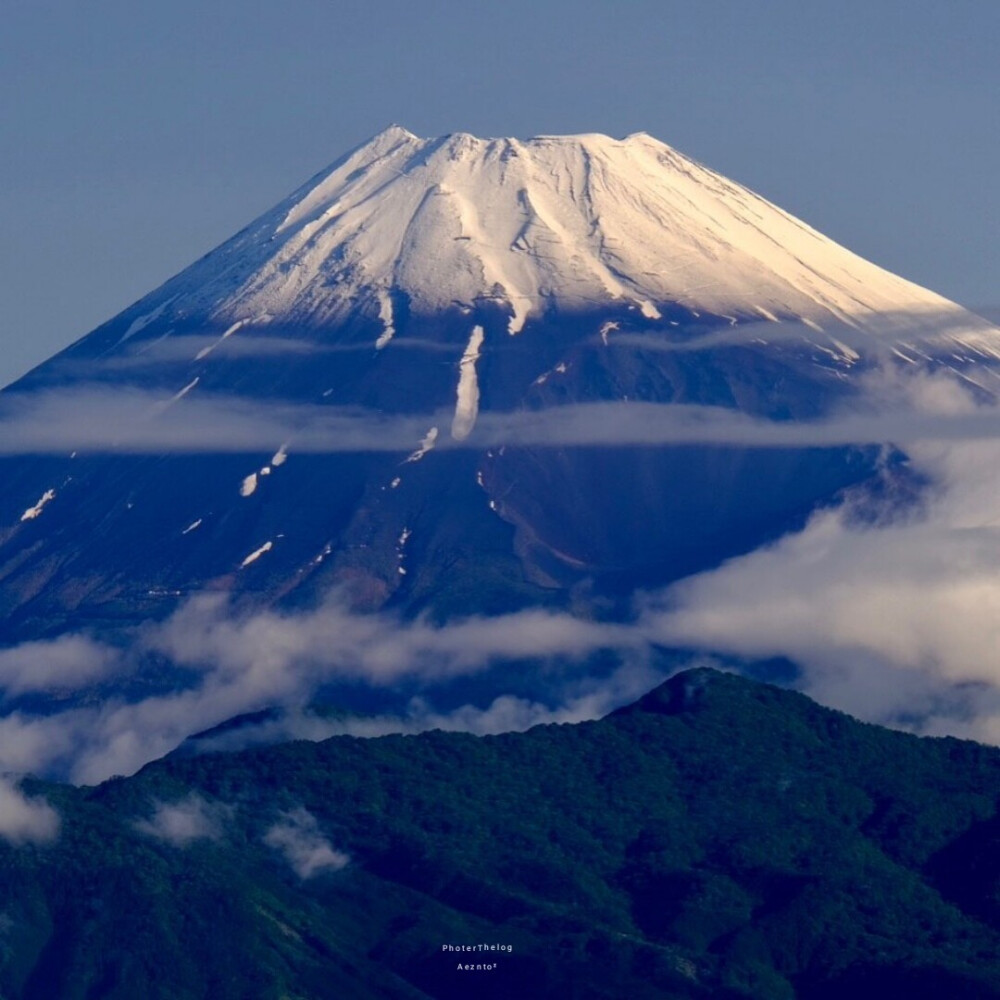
[240,541,273,568]
[374,289,395,350]
[116,295,177,346]
[451,325,485,441]
[405,427,438,463]
[171,126,1000,359]
[21,490,55,522]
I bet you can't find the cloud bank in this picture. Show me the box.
[0,635,120,696]
[0,595,651,785]
[642,433,1000,741]
[0,353,998,457]
[0,360,999,783]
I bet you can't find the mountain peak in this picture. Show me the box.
[125,127,996,351]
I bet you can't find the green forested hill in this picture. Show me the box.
[4,668,1000,999]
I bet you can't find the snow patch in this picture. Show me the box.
[828,337,861,363]
[451,325,485,441]
[240,541,273,568]
[195,317,253,361]
[117,296,176,345]
[21,490,55,522]
[405,427,438,463]
[396,527,413,576]
[374,288,395,350]
[171,377,199,402]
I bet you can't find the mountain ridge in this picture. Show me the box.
[4,667,1000,998]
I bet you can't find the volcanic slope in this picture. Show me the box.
[2,127,998,636]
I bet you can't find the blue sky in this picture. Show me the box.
[1,0,997,387]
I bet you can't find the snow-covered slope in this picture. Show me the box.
[125,125,997,357]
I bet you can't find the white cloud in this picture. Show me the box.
[3,359,1000,780]
[639,432,1000,738]
[264,808,348,878]
[133,793,231,847]
[2,364,1000,458]
[0,595,643,784]
[0,635,120,696]
[0,778,59,845]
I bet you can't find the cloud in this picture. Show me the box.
[0,386,432,456]
[4,385,1000,784]
[0,778,59,845]
[148,593,637,684]
[638,432,1000,739]
[81,333,459,372]
[263,808,349,878]
[133,793,231,846]
[2,377,1000,459]
[2,337,1000,458]
[188,657,671,753]
[0,594,644,784]
[0,635,120,696]
[598,305,1000,356]
[3,358,1000,781]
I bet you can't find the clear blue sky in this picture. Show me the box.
[1,0,997,387]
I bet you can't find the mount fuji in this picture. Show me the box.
[1,126,998,643]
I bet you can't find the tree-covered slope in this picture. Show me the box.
[4,668,1000,998]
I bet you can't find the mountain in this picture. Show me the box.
[3,668,1000,999]
[1,127,998,641]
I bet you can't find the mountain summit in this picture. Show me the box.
[1,129,998,638]
[103,125,998,351]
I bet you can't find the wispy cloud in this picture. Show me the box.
[0,778,59,845]
[0,635,120,696]
[2,366,1000,457]
[0,595,644,784]
[66,333,461,373]
[188,658,670,754]
[133,793,231,846]
[263,808,348,878]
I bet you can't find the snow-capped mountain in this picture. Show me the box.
[1,127,997,639]
[103,125,999,350]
